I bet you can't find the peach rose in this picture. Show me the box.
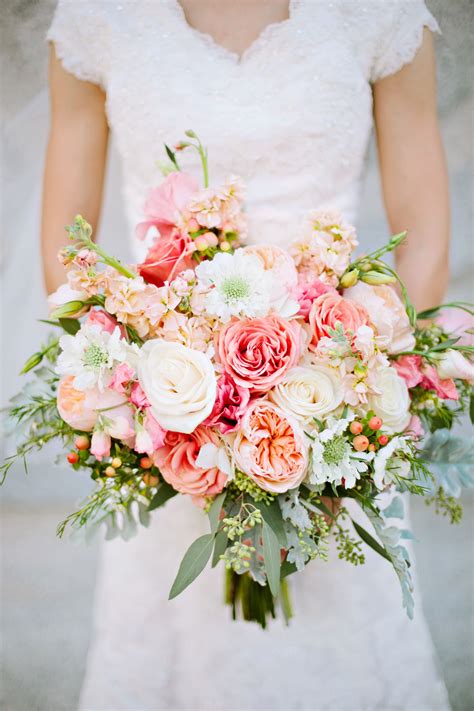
[153,427,228,498]
[218,315,301,393]
[233,401,308,493]
[309,292,369,348]
[57,376,126,432]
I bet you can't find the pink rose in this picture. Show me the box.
[309,292,369,348]
[86,309,125,337]
[218,316,301,393]
[138,230,195,287]
[57,376,126,432]
[136,172,199,241]
[233,400,308,494]
[393,355,423,389]
[204,374,250,434]
[153,427,228,498]
[420,366,459,400]
[293,277,336,321]
[110,363,136,394]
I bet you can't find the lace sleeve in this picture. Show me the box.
[370,0,440,83]
[47,0,107,88]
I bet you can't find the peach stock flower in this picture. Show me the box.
[218,315,301,393]
[233,401,308,493]
[309,292,369,349]
[153,427,228,498]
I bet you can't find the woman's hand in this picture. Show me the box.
[373,29,450,312]
[41,45,109,294]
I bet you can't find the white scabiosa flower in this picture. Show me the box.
[372,436,412,490]
[309,416,372,489]
[195,249,274,322]
[57,324,136,391]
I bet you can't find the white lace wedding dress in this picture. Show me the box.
[48,1,450,709]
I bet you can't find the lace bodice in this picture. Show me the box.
[48,0,438,259]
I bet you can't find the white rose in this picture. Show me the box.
[345,282,415,354]
[436,349,474,384]
[368,367,411,433]
[138,340,217,434]
[270,365,343,422]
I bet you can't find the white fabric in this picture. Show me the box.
[47,1,449,709]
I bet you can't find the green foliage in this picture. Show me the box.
[227,470,277,504]
[425,487,463,524]
[169,534,215,599]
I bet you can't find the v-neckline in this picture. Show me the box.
[172,0,298,66]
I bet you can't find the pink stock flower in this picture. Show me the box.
[407,415,424,439]
[86,309,125,337]
[135,411,166,455]
[293,277,336,321]
[309,292,369,349]
[393,355,423,389]
[72,249,98,269]
[153,427,228,498]
[218,315,301,393]
[138,230,195,287]
[130,382,150,409]
[136,172,199,241]
[233,400,308,494]
[420,366,459,400]
[110,363,136,394]
[90,430,112,460]
[204,373,251,434]
[57,376,126,432]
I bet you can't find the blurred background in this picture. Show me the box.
[1,1,473,709]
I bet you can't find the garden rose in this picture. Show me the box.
[435,349,474,384]
[153,427,228,497]
[393,355,423,389]
[137,340,217,433]
[309,292,369,349]
[203,373,250,434]
[368,367,411,433]
[138,230,195,287]
[233,401,308,493]
[344,282,415,354]
[57,376,126,432]
[270,365,343,422]
[136,172,199,240]
[293,277,336,321]
[218,315,301,393]
[86,309,125,336]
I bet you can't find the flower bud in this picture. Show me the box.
[49,300,85,319]
[20,351,43,374]
[220,241,231,252]
[353,435,369,452]
[111,457,122,469]
[194,236,209,252]
[104,466,116,477]
[340,269,359,288]
[360,271,396,286]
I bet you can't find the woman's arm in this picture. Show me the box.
[373,29,450,312]
[41,46,109,294]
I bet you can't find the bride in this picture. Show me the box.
[43,1,450,708]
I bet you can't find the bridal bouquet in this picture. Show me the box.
[3,132,473,627]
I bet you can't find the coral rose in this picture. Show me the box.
[309,292,369,349]
[233,401,308,493]
[153,427,228,497]
[138,230,195,287]
[218,315,301,393]
[57,376,126,432]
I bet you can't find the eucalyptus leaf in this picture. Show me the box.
[148,481,178,511]
[422,429,474,497]
[382,496,404,520]
[169,533,215,599]
[208,492,226,533]
[212,530,228,567]
[352,520,391,562]
[256,499,287,547]
[262,521,281,597]
[470,393,474,425]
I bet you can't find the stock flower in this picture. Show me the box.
[195,250,274,322]
[368,367,411,432]
[137,340,217,433]
[270,365,343,422]
[153,427,228,497]
[56,376,126,432]
[57,324,137,391]
[420,366,459,400]
[233,401,308,493]
[309,416,371,489]
[344,282,415,354]
[136,172,199,240]
[135,410,166,455]
[393,355,423,389]
[218,315,301,393]
[109,362,135,394]
[203,373,250,434]
[309,292,369,348]
[90,406,135,461]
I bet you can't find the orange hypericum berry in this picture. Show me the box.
[368,416,383,431]
[140,456,153,469]
[74,435,90,451]
[104,466,116,477]
[67,451,80,465]
[368,443,376,452]
[143,473,159,487]
[378,434,389,446]
[353,435,370,452]
[349,421,363,435]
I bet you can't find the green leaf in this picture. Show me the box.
[429,337,460,352]
[352,520,391,562]
[169,533,215,599]
[59,318,81,335]
[470,393,474,425]
[280,560,298,578]
[207,492,226,533]
[257,499,287,547]
[212,530,228,567]
[262,521,281,597]
[148,481,178,511]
